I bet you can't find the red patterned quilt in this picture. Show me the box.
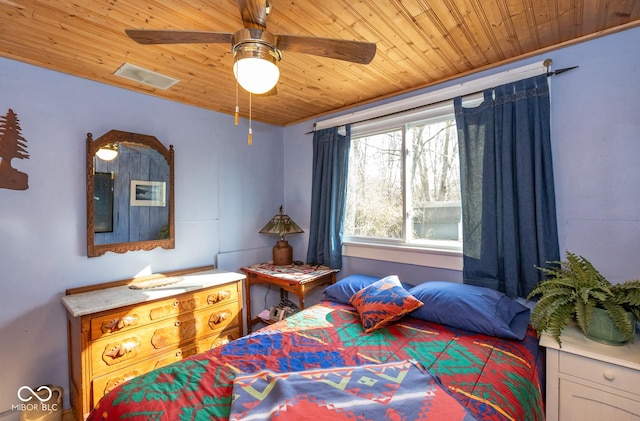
[88,301,544,421]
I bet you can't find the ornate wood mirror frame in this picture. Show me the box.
[86,130,175,257]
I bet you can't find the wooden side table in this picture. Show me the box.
[241,263,338,332]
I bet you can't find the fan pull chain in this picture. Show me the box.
[248,92,253,145]
[234,56,240,126]
[233,52,252,145]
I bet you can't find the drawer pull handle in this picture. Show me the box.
[603,370,615,381]
[175,320,181,327]
[173,300,180,307]
[104,369,141,395]
[101,315,139,333]
[215,336,233,347]
[105,341,137,358]
[208,310,232,328]
[207,290,232,304]
[176,351,182,357]
[102,339,140,365]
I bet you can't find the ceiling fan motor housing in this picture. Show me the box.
[232,28,281,60]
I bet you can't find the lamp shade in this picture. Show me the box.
[96,144,118,161]
[233,42,281,94]
[259,206,303,240]
[260,206,303,266]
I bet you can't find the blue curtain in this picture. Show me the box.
[306,126,351,269]
[454,74,559,297]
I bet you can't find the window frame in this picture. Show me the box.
[343,101,466,257]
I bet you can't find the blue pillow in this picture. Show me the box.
[408,281,530,340]
[323,274,415,304]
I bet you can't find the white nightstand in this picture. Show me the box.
[540,324,640,421]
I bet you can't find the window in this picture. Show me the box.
[344,104,462,251]
[315,61,545,267]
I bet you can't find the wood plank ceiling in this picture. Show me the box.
[0,0,638,126]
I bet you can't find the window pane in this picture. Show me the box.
[407,118,461,241]
[345,130,403,239]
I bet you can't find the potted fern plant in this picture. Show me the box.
[527,251,640,346]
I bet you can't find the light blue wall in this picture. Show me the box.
[284,26,640,285]
[0,58,283,417]
[549,27,640,284]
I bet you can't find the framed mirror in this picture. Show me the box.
[86,130,174,257]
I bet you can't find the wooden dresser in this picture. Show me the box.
[61,266,244,421]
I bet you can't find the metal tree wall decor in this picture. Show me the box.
[0,108,30,190]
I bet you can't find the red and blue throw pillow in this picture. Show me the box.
[349,275,424,333]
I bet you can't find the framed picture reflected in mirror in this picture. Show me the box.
[130,180,166,207]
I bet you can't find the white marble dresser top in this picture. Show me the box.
[61,269,245,317]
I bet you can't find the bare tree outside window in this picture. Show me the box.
[345,116,461,247]
[345,130,403,239]
[408,119,461,242]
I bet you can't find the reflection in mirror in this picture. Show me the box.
[94,172,114,233]
[87,130,174,257]
[93,144,168,244]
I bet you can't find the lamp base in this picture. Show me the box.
[272,240,293,266]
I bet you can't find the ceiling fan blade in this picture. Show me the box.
[126,29,233,45]
[276,34,376,64]
[237,0,268,30]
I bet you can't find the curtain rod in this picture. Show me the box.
[307,62,578,134]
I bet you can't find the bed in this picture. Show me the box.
[87,274,545,421]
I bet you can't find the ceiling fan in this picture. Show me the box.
[125,0,377,95]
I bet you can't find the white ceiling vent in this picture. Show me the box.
[114,63,179,90]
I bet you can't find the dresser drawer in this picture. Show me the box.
[559,351,640,395]
[151,327,241,370]
[90,301,241,374]
[558,378,640,420]
[91,327,241,404]
[89,283,239,341]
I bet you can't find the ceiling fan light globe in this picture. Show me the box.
[233,57,280,94]
[96,144,118,161]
